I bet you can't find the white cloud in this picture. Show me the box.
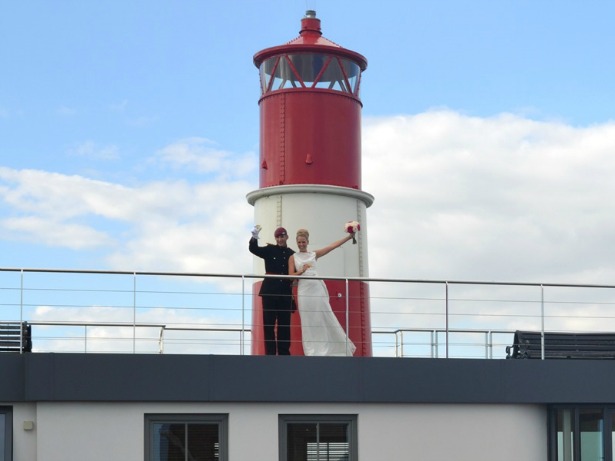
[0,168,128,219]
[1,216,113,249]
[0,146,256,272]
[29,304,248,354]
[56,105,77,116]
[105,180,255,274]
[363,110,615,284]
[3,111,615,288]
[156,137,256,178]
[67,141,119,160]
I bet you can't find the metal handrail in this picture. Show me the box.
[371,328,515,359]
[3,267,615,357]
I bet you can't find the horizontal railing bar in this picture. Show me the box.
[374,328,514,335]
[164,327,252,333]
[28,321,166,328]
[26,321,253,334]
[4,267,615,289]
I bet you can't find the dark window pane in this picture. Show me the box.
[153,423,186,461]
[611,411,615,461]
[146,415,225,461]
[287,422,349,461]
[187,424,219,461]
[288,423,317,461]
[320,424,349,460]
[0,413,5,461]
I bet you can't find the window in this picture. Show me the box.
[259,54,362,97]
[145,414,228,461]
[549,406,615,461]
[0,407,12,461]
[279,414,357,461]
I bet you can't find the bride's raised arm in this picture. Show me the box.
[314,234,353,259]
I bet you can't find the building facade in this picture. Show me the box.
[3,353,615,460]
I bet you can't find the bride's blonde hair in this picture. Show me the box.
[296,229,309,241]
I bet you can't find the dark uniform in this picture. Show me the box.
[249,237,295,355]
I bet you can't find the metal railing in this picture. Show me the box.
[2,267,615,357]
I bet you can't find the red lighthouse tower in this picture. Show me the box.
[247,10,373,356]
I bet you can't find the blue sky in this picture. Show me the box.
[2,0,615,284]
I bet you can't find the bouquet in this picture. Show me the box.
[344,220,360,244]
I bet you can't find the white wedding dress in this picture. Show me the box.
[293,251,356,356]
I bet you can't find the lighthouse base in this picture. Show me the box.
[251,280,372,356]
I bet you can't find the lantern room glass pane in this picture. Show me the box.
[288,53,328,87]
[311,56,345,91]
[260,56,303,91]
[339,57,361,95]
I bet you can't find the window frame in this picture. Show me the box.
[144,413,228,461]
[279,414,358,461]
[549,405,615,461]
[0,406,13,461]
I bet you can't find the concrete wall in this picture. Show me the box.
[11,402,546,461]
[8,403,37,461]
[357,403,546,461]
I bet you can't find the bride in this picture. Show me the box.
[288,228,357,356]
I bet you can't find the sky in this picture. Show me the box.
[2,0,615,289]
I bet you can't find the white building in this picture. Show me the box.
[2,350,615,460]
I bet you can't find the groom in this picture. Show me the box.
[249,226,295,355]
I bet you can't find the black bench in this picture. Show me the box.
[0,322,32,352]
[506,330,615,359]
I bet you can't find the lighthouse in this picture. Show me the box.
[247,10,373,356]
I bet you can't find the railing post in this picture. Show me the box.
[445,281,449,359]
[345,278,351,355]
[159,327,165,354]
[540,284,545,360]
[19,270,24,354]
[133,272,137,353]
[241,276,245,356]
